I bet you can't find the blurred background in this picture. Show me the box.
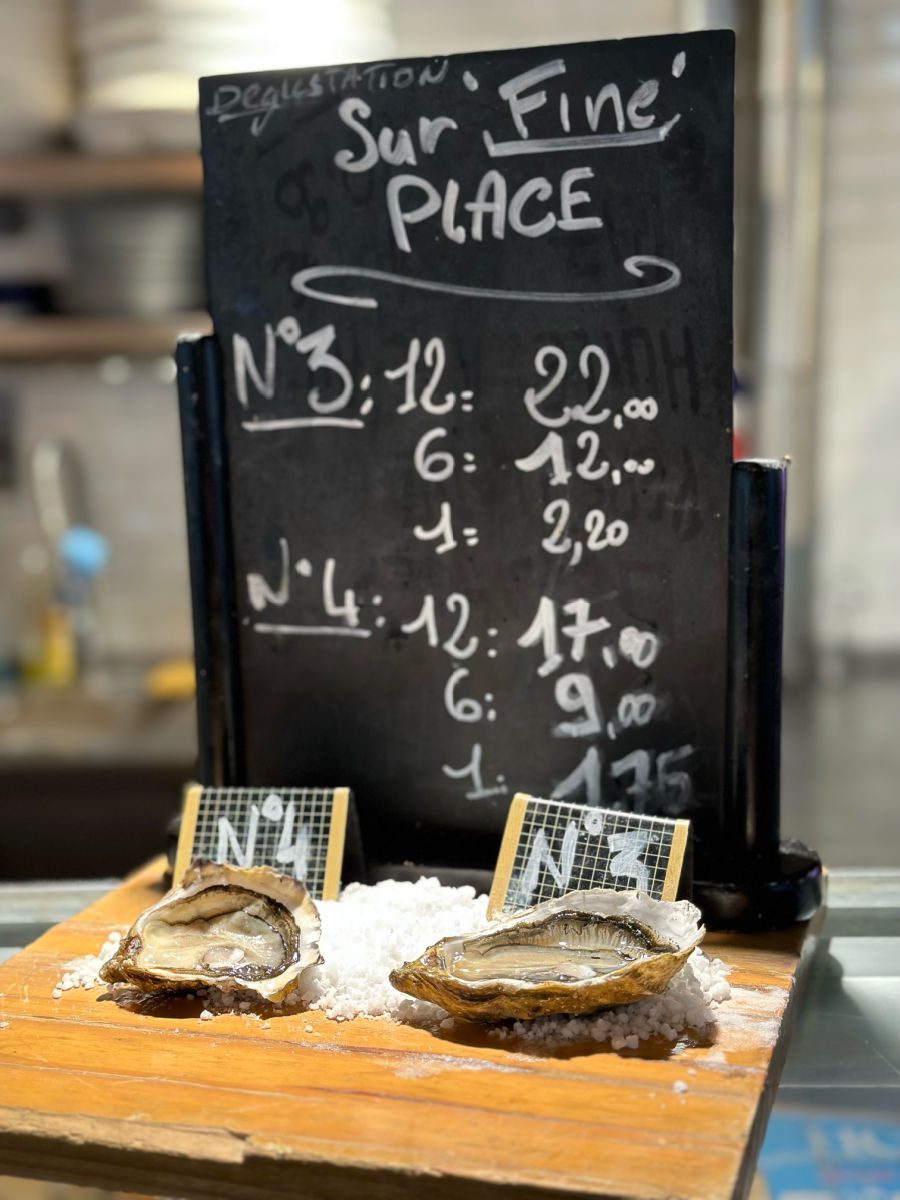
[0,0,897,884]
[0,6,899,1198]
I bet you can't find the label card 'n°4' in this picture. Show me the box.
[174,785,350,900]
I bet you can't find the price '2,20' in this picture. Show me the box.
[542,498,629,564]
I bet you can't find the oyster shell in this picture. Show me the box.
[100,860,322,1002]
[390,888,704,1022]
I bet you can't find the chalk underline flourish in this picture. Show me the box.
[482,113,682,158]
[290,254,682,311]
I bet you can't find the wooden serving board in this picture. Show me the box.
[0,860,818,1200]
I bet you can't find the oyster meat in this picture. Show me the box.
[390,888,704,1022]
[100,860,322,1002]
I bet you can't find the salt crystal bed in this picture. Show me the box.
[54,877,731,1047]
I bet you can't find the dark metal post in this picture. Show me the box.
[724,458,785,879]
[695,457,821,929]
[199,336,244,786]
[176,334,244,787]
[176,337,214,784]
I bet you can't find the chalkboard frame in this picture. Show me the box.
[191,32,740,876]
[176,34,821,923]
[177,335,243,786]
[185,26,740,853]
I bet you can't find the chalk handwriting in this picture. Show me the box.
[335,99,459,172]
[523,344,611,427]
[221,40,706,831]
[444,667,487,722]
[413,501,458,554]
[247,538,290,611]
[512,820,579,908]
[619,626,660,668]
[246,548,364,634]
[553,746,602,807]
[483,116,680,159]
[384,336,452,413]
[329,51,685,251]
[291,256,682,309]
[611,746,694,813]
[541,499,630,560]
[442,742,508,800]
[217,795,311,879]
[491,57,682,149]
[517,597,612,676]
[402,593,479,660]
[414,427,456,482]
[234,318,357,430]
[253,624,371,638]
[553,673,603,738]
[381,166,604,252]
[607,830,652,891]
[511,817,661,907]
[206,60,450,136]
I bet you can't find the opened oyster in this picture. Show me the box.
[100,860,322,1002]
[390,889,704,1022]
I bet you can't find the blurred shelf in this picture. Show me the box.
[0,152,202,198]
[0,314,212,360]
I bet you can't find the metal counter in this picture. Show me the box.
[774,870,900,1116]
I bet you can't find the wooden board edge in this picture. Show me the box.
[0,1108,565,1200]
[172,784,203,885]
[323,788,350,900]
[487,793,530,919]
[661,819,691,900]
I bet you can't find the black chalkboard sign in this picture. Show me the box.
[196,31,734,877]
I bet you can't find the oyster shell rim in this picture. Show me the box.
[389,888,705,1023]
[99,859,323,1002]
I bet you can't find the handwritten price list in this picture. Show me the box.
[199,31,734,873]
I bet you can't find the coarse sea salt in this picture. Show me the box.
[52,880,731,1046]
[51,931,123,1000]
[300,877,491,1024]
